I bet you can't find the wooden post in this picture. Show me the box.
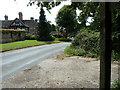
[100,2,112,90]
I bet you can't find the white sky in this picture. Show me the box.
[0,0,92,25]
[0,0,71,25]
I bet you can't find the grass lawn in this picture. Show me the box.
[0,40,61,52]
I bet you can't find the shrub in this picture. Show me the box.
[25,34,36,40]
[85,52,98,58]
[72,28,100,56]
[112,51,120,61]
[111,80,120,89]
[53,35,62,38]
[64,46,85,56]
[57,38,72,42]
[64,45,99,58]
[112,33,120,61]
[36,35,55,41]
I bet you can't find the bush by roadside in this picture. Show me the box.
[72,28,100,56]
[112,51,120,61]
[111,80,120,89]
[64,45,98,58]
[64,46,85,56]
[64,28,119,61]
[64,28,100,58]
[25,34,37,40]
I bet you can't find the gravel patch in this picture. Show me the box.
[1,53,119,88]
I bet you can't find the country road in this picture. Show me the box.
[0,42,70,82]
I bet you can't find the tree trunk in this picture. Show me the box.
[100,2,112,90]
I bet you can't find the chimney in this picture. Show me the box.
[35,19,38,22]
[30,17,34,20]
[19,12,23,20]
[4,15,8,21]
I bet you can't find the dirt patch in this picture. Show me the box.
[1,52,119,88]
[52,52,70,60]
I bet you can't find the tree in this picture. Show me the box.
[112,8,120,54]
[27,1,61,11]
[51,24,56,31]
[56,5,78,38]
[36,8,53,41]
[71,2,100,30]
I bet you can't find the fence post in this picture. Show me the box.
[100,2,112,90]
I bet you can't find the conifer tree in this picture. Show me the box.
[37,8,53,41]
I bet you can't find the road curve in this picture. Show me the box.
[0,42,70,82]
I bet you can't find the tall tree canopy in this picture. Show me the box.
[56,5,78,38]
[71,2,100,30]
[27,0,61,11]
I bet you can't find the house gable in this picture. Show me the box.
[10,18,27,27]
[9,18,29,30]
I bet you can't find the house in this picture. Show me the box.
[1,12,38,34]
[0,12,38,43]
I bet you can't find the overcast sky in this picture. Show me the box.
[0,0,71,24]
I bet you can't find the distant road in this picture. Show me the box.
[0,42,70,82]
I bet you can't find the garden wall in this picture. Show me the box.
[0,29,26,43]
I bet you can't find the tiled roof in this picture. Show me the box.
[2,19,38,29]
[23,20,38,30]
[2,20,13,28]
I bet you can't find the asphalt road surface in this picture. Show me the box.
[0,42,70,82]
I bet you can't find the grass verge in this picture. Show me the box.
[0,40,61,52]
[64,45,119,61]
[64,46,85,56]
[64,45,99,58]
